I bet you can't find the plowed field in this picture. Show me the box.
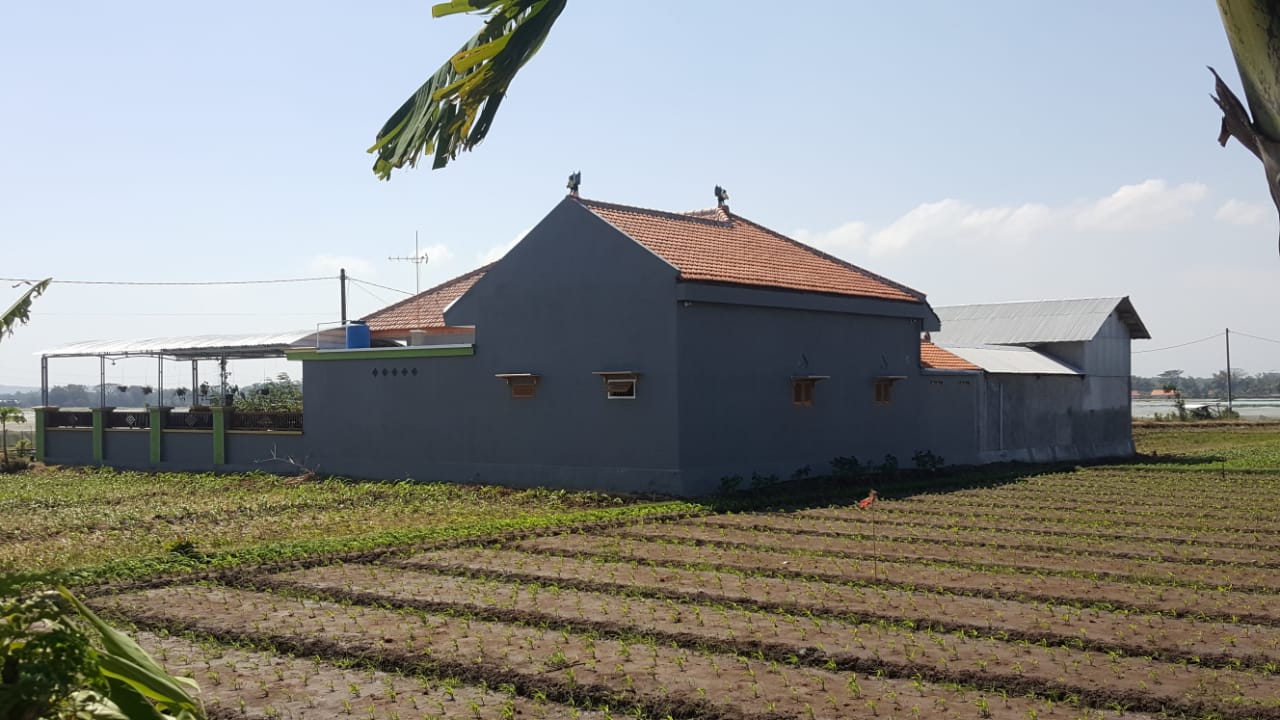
[41,426,1280,718]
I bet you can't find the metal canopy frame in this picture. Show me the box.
[37,331,323,408]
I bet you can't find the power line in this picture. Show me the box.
[1233,330,1280,345]
[2,276,332,287]
[40,312,332,317]
[349,281,389,306]
[1132,332,1224,354]
[347,276,412,296]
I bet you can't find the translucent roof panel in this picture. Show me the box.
[36,330,337,360]
[938,344,1082,375]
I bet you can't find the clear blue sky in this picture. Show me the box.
[2,1,1277,389]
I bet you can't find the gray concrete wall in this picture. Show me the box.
[158,432,215,471]
[673,300,935,494]
[44,429,92,464]
[917,372,982,465]
[977,374,1132,463]
[302,199,685,495]
[225,432,307,473]
[103,430,149,469]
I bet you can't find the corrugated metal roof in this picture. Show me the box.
[931,297,1149,345]
[37,330,333,359]
[939,345,1081,375]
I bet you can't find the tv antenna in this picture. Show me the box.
[388,230,429,296]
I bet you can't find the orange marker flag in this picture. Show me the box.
[858,489,878,509]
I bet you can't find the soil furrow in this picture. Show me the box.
[390,546,1280,670]
[92,585,1139,720]
[610,523,1280,591]
[686,513,1280,567]
[714,510,1280,552]
[511,534,1280,625]
[799,503,1280,535]
[134,630,607,719]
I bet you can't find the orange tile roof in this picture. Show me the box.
[360,264,492,333]
[577,198,924,303]
[920,341,982,371]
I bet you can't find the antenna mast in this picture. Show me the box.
[388,231,429,296]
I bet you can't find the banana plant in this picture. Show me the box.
[1,278,51,344]
[369,0,566,179]
[0,406,24,465]
[0,589,204,720]
[1213,0,1280,255]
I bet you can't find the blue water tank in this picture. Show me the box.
[345,321,371,349]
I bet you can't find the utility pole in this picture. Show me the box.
[388,231,429,296]
[1225,327,1233,412]
[339,268,347,325]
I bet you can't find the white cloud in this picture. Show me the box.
[810,199,1054,257]
[479,227,531,264]
[308,254,374,277]
[1215,198,1268,226]
[794,178,1208,260]
[793,221,868,255]
[1073,179,1207,231]
[422,243,455,266]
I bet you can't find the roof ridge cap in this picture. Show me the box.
[575,196,734,227]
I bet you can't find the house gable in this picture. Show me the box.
[444,198,680,328]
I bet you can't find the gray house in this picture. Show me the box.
[299,193,943,496]
[924,298,1151,462]
[34,192,1150,495]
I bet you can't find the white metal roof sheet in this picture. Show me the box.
[939,344,1082,375]
[37,330,328,359]
[931,297,1149,345]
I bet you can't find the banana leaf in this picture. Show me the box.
[1213,0,1280,254]
[0,278,51,343]
[369,0,566,179]
[57,588,203,719]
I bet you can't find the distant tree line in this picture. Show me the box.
[0,373,302,409]
[1132,369,1280,399]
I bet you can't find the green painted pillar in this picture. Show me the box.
[33,406,53,463]
[148,407,169,465]
[211,406,227,465]
[91,407,110,463]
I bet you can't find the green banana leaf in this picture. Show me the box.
[57,588,203,719]
[369,0,566,178]
[1214,0,1280,254]
[0,278,50,343]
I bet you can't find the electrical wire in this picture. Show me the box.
[1233,330,1280,345]
[347,276,412,295]
[1132,332,1224,354]
[2,276,332,287]
[40,312,332,317]
[349,281,389,306]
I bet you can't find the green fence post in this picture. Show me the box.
[149,407,169,465]
[211,406,226,465]
[91,407,110,463]
[33,406,53,463]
